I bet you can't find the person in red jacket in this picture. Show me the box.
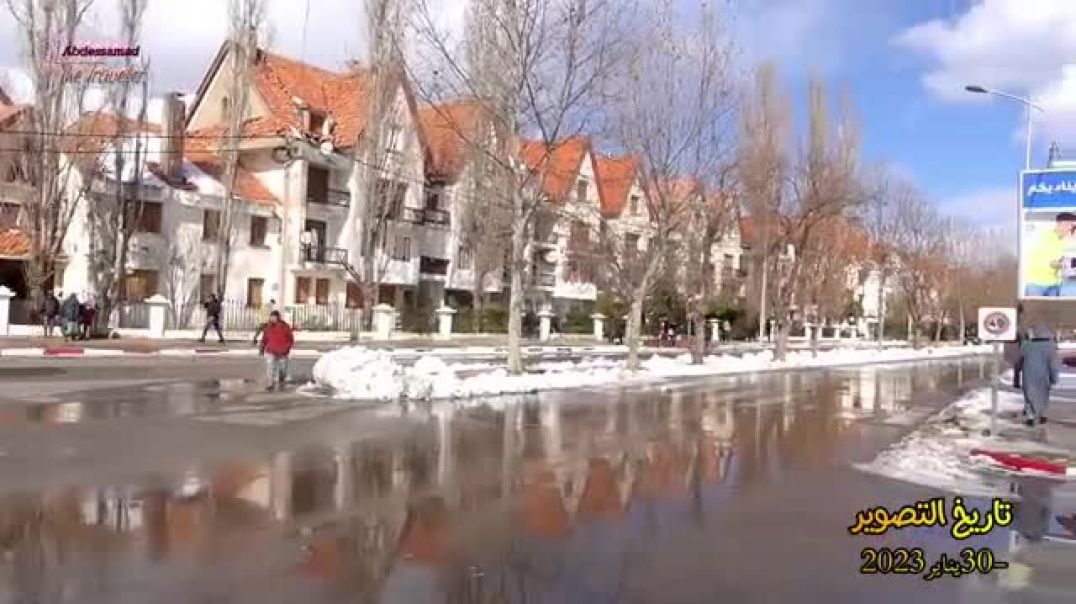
[259,310,294,391]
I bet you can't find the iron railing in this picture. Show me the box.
[300,244,349,265]
[307,188,350,207]
[422,208,450,226]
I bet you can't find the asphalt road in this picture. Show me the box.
[0,355,1073,602]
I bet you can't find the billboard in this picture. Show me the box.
[1020,169,1076,299]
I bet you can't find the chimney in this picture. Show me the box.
[161,92,186,182]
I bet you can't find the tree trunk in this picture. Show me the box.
[691,312,706,364]
[933,311,945,342]
[626,296,644,371]
[810,323,819,358]
[506,217,527,375]
[876,272,885,351]
[958,306,966,346]
[471,274,484,334]
[774,321,790,361]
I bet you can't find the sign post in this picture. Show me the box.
[978,307,1018,437]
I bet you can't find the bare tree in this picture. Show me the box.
[5,0,96,307]
[767,78,864,360]
[738,63,790,345]
[211,0,264,300]
[890,186,946,348]
[592,0,737,368]
[155,229,203,328]
[862,164,903,349]
[86,0,149,333]
[411,0,624,373]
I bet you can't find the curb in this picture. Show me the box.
[970,448,1076,477]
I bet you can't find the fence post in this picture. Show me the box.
[0,286,12,336]
[145,294,170,339]
[590,313,605,342]
[538,306,554,342]
[373,304,395,340]
[436,306,456,340]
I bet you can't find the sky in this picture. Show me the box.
[1,0,1072,240]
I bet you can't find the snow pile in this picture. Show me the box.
[313,344,988,401]
[857,387,1073,496]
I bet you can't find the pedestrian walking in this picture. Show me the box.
[199,293,225,343]
[252,298,278,346]
[41,289,60,337]
[259,310,294,391]
[1020,324,1061,427]
[79,297,96,340]
[59,292,81,341]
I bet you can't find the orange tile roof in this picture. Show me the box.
[520,135,590,201]
[593,155,637,218]
[0,227,28,258]
[62,111,161,155]
[184,136,279,205]
[417,100,483,182]
[576,458,624,520]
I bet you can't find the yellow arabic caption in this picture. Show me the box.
[848,497,1014,540]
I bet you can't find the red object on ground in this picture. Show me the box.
[43,347,84,356]
[970,448,1067,475]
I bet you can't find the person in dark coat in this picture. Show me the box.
[199,293,225,343]
[41,290,60,337]
[59,293,81,341]
[1021,324,1061,426]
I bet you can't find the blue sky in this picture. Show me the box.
[2,0,1070,238]
[737,0,1076,237]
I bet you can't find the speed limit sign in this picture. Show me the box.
[977,307,1017,342]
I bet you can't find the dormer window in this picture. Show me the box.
[309,110,326,133]
[576,179,588,202]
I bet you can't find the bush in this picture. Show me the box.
[453,304,509,334]
[400,303,433,334]
[563,308,592,334]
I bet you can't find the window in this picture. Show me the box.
[376,179,407,218]
[315,278,330,305]
[203,209,220,241]
[295,276,312,304]
[308,110,326,133]
[249,216,268,247]
[386,122,403,150]
[569,221,590,252]
[0,202,18,229]
[425,186,442,210]
[629,194,640,215]
[246,278,264,308]
[307,165,329,204]
[576,179,588,202]
[199,274,216,300]
[220,96,230,121]
[625,233,640,253]
[346,282,363,309]
[121,269,158,301]
[392,234,410,261]
[134,201,162,233]
[458,245,472,270]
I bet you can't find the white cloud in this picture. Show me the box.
[895,0,1076,146]
[941,186,1018,254]
[736,0,841,74]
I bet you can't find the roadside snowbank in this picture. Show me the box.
[857,386,1076,497]
[313,344,989,401]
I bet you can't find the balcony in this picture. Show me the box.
[419,256,450,276]
[300,244,348,265]
[399,206,424,223]
[307,188,350,207]
[422,208,450,226]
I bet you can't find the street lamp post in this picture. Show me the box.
[964,85,1044,170]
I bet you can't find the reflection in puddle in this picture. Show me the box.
[0,360,991,602]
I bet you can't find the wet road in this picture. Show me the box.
[1,357,1075,602]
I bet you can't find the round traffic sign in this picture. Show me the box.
[983,312,1011,336]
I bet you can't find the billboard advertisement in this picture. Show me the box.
[1020,169,1076,299]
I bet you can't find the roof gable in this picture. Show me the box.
[520,135,590,201]
[417,100,484,183]
[592,154,637,218]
